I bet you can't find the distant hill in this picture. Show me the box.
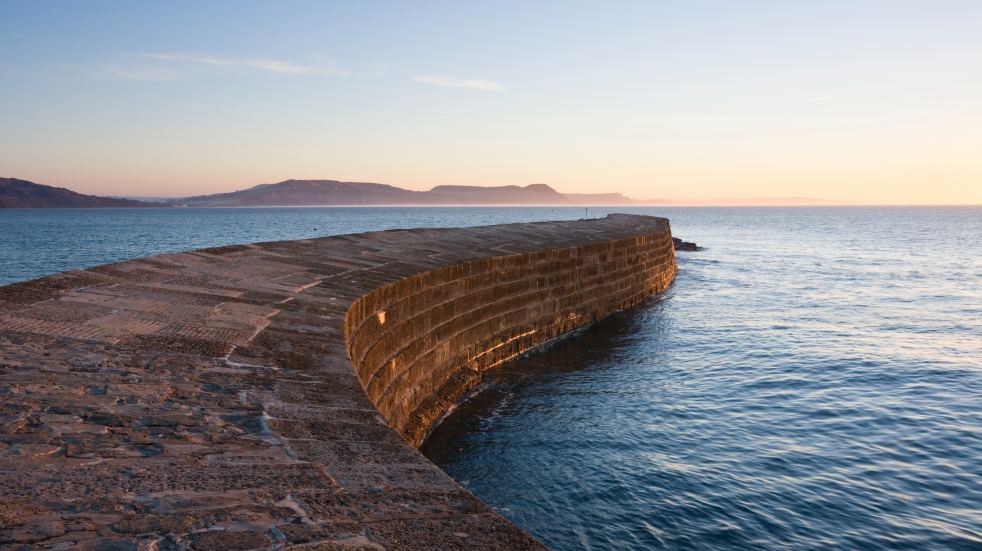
[173,180,580,207]
[0,178,151,208]
[3,177,846,209]
[174,180,422,207]
[428,183,566,204]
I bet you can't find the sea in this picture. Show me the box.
[1,206,980,550]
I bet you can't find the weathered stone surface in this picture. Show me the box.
[0,214,676,549]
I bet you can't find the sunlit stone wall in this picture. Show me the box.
[345,229,677,447]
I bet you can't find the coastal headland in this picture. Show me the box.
[0,214,677,549]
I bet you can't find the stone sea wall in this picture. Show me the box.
[0,214,675,549]
[345,231,677,447]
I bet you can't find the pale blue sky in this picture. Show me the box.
[2,1,980,203]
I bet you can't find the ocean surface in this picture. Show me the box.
[2,206,980,549]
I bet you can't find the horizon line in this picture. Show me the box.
[4,175,980,207]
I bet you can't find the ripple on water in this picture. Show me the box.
[422,207,982,550]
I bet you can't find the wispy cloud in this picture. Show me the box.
[413,75,506,92]
[98,63,184,82]
[87,53,372,82]
[144,52,354,76]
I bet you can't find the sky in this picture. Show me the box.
[1,1,981,204]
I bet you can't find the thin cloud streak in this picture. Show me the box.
[413,75,506,92]
[143,53,356,76]
[93,63,184,82]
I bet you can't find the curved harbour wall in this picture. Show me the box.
[345,229,677,446]
[0,214,675,549]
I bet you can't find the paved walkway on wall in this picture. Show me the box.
[0,214,671,550]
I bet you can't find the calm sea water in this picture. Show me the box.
[424,207,982,550]
[0,206,600,286]
[2,206,980,549]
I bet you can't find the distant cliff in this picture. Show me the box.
[0,177,641,209]
[428,183,566,204]
[172,180,419,207]
[173,180,584,207]
[0,178,151,208]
